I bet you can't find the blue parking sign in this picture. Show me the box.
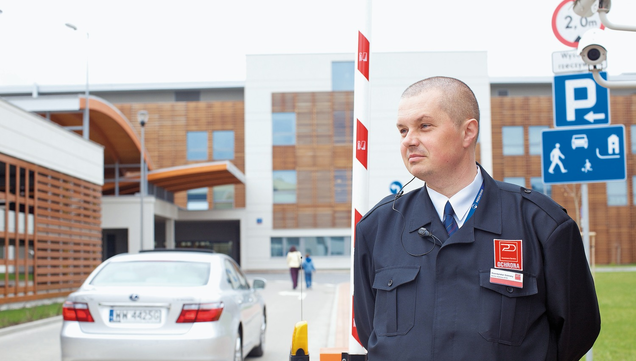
[553,72,609,127]
[542,125,626,184]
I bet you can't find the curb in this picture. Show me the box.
[0,315,63,337]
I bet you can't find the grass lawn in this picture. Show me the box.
[0,303,62,328]
[583,270,636,360]
[0,273,34,281]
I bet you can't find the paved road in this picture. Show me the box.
[0,271,351,361]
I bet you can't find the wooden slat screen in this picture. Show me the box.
[272,91,354,229]
[0,153,101,304]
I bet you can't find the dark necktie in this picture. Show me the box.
[443,201,458,236]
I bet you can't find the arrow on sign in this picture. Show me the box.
[584,111,606,123]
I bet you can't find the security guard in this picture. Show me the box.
[353,77,600,360]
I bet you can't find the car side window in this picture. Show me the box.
[225,260,241,290]
[232,263,250,290]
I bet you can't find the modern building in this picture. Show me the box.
[0,99,103,305]
[1,51,635,306]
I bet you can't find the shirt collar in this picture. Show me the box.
[427,166,484,227]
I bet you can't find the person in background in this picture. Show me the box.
[286,246,302,289]
[302,253,316,289]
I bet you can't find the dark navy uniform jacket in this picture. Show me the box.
[354,167,600,361]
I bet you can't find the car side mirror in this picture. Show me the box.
[252,278,266,290]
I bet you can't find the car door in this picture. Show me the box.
[225,259,259,349]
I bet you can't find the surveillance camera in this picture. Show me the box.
[578,28,607,67]
[573,0,599,18]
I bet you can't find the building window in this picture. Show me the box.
[496,89,510,97]
[504,177,525,187]
[333,110,354,144]
[175,91,201,102]
[213,184,234,209]
[334,169,351,203]
[332,61,354,91]
[213,130,234,160]
[631,125,636,153]
[187,188,208,210]
[273,112,296,146]
[273,170,297,204]
[270,236,351,257]
[187,131,207,161]
[633,176,636,205]
[607,180,627,206]
[531,177,552,197]
[502,126,524,155]
[529,126,549,155]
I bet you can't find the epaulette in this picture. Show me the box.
[519,187,570,224]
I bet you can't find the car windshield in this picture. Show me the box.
[90,261,211,287]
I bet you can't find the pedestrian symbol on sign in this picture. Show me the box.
[549,143,567,174]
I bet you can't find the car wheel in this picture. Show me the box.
[247,312,266,357]
[234,330,243,361]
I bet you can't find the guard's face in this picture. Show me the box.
[396,90,465,182]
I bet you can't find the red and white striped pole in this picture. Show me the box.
[348,0,371,359]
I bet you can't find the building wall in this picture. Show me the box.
[0,100,103,305]
[0,100,104,185]
[244,52,490,270]
[491,94,636,264]
[115,101,246,209]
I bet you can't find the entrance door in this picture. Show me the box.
[102,229,128,261]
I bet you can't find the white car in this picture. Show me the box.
[60,250,266,361]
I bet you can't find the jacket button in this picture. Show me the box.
[388,280,393,287]
[506,287,514,293]
[523,189,531,194]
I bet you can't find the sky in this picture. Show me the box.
[1,0,636,88]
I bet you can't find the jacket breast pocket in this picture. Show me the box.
[372,266,420,337]
[478,270,538,346]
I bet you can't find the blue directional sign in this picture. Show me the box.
[542,125,626,184]
[553,72,610,127]
[389,181,403,194]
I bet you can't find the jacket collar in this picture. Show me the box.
[407,164,502,244]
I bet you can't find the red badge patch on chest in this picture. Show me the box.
[494,239,523,271]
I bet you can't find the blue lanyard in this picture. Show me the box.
[465,181,485,222]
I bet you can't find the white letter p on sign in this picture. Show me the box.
[565,78,596,121]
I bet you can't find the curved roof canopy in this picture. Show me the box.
[4,94,245,195]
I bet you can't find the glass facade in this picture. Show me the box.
[502,126,524,155]
[273,170,297,204]
[213,184,234,209]
[334,169,351,203]
[504,177,525,187]
[607,180,628,206]
[273,112,296,145]
[187,187,208,210]
[270,236,351,257]
[213,130,234,160]
[529,126,549,155]
[187,131,208,161]
[332,61,355,91]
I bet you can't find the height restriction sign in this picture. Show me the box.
[552,0,604,48]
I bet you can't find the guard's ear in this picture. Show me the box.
[462,118,479,148]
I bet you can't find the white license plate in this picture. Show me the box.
[109,309,161,323]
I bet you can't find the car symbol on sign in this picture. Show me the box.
[572,134,588,149]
